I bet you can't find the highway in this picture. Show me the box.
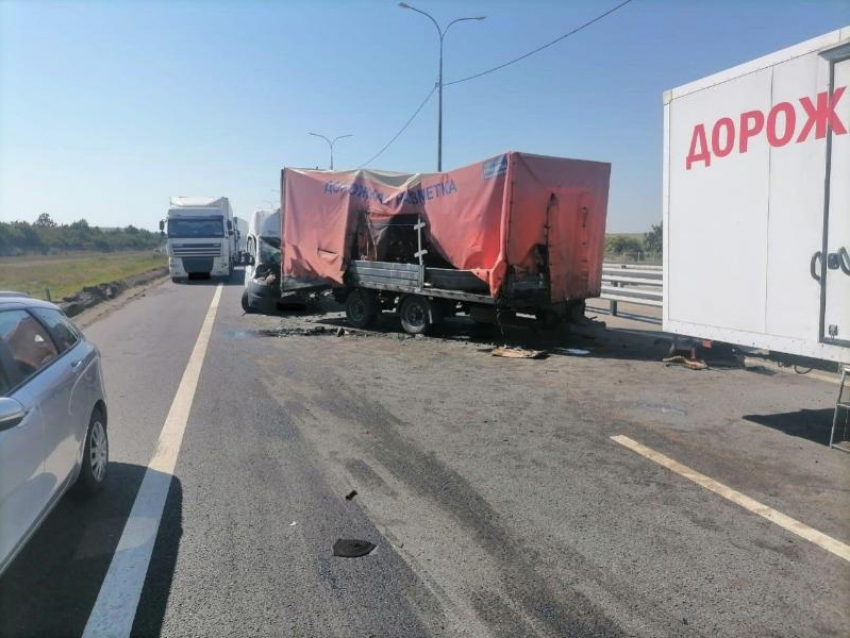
[0,270,847,637]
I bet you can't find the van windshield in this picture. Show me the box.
[259,236,281,265]
[167,218,224,238]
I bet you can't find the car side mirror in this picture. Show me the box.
[0,397,27,432]
[159,220,165,236]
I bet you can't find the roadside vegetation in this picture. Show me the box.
[605,222,662,263]
[0,213,161,255]
[0,251,166,301]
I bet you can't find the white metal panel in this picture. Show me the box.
[666,27,849,103]
[823,56,850,346]
[764,52,830,341]
[664,319,850,363]
[667,67,773,333]
[662,102,671,324]
[664,28,850,364]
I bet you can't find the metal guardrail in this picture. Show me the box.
[600,263,663,316]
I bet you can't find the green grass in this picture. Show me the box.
[0,251,166,301]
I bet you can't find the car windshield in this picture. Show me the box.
[167,218,224,238]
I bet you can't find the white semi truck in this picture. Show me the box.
[234,216,248,262]
[663,26,850,365]
[161,196,236,281]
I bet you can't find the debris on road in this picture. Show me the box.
[333,538,376,558]
[491,346,548,359]
[662,355,708,371]
[551,347,590,356]
[258,326,331,338]
[336,327,346,337]
[289,521,297,527]
[345,490,358,501]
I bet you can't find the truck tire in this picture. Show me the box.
[400,295,440,335]
[345,289,378,329]
[535,308,561,330]
[241,289,255,314]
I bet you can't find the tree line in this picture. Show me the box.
[0,213,162,255]
[605,222,662,260]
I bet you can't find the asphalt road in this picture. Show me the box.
[1,270,848,637]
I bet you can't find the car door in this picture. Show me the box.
[28,308,92,499]
[0,311,50,572]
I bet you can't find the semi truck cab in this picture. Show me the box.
[162,196,235,281]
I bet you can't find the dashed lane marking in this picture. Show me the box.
[611,434,850,563]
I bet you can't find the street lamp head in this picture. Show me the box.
[398,2,409,8]
[475,16,486,20]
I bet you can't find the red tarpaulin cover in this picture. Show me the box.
[281,151,610,302]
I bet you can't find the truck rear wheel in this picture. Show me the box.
[400,295,440,335]
[345,289,378,329]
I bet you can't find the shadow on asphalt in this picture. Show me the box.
[0,464,183,638]
[306,311,677,363]
[743,408,837,446]
[247,293,754,366]
[173,267,246,287]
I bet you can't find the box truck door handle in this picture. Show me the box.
[810,251,823,282]
[836,247,850,276]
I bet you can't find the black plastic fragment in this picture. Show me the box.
[333,538,375,558]
[345,490,358,501]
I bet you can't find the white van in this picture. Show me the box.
[241,210,281,313]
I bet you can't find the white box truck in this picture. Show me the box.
[234,216,248,261]
[161,196,236,281]
[663,27,850,364]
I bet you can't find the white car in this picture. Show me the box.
[0,293,109,577]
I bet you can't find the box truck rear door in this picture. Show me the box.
[821,55,850,348]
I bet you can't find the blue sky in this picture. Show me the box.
[1,0,848,232]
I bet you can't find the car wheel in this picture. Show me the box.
[74,409,108,497]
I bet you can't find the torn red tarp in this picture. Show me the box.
[280,151,610,302]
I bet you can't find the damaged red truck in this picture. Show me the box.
[279,151,611,334]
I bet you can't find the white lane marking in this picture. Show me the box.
[82,285,223,637]
[611,434,850,563]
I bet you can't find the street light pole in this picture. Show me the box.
[399,3,485,171]
[308,132,353,170]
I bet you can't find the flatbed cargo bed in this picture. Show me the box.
[346,260,497,305]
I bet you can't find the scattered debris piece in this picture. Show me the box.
[290,521,297,527]
[551,347,590,356]
[345,490,358,501]
[491,346,548,359]
[336,327,346,337]
[662,355,708,371]
[258,326,330,338]
[333,538,376,558]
